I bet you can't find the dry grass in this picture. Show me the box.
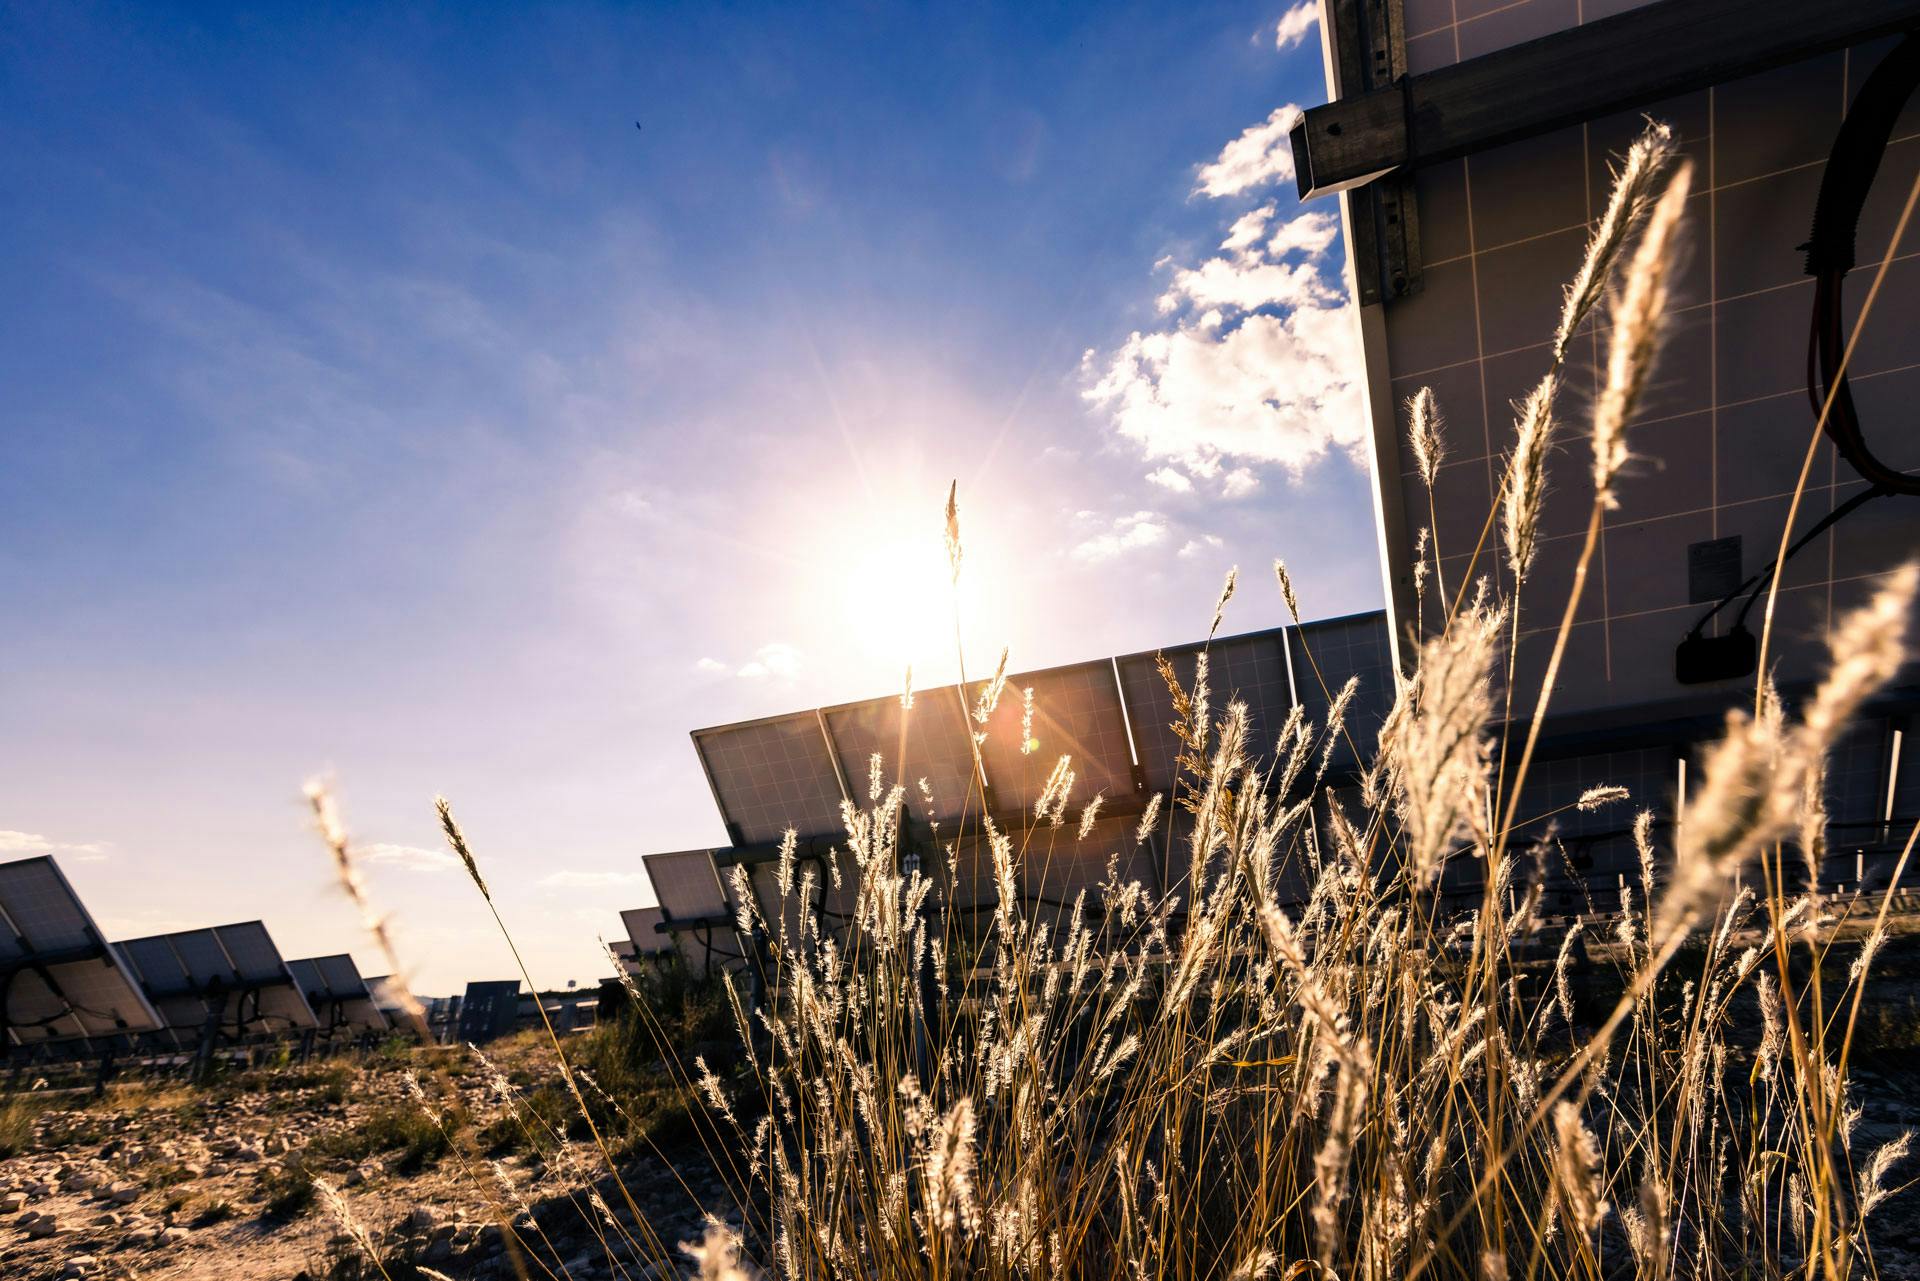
[307,120,1919,1280]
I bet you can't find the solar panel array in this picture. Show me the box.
[645,615,1405,955]
[1357,4,1920,720]
[116,923,318,1038]
[0,858,161,1044]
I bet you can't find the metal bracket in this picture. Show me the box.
[1329,0,1422,304]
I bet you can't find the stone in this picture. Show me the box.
[0,1191,24,1213]
[23,1211,60,1238]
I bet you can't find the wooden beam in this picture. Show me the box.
[1292,0,1920,199]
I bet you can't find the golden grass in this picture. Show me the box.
[305,120,1918,1281]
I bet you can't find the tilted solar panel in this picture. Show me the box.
[0,857,97,956]
[286,958,328,1002]
[619,906,672,956]
[0,858,163,1045]
[168,930,238,990]
[316,955,365,995]
[694,715,848,845]
[825,686,981,827]
[116,935,193,996]
[976,660,1138,819]
[643,850,730,920]
[642,850,744,973]
[215,922,287,985]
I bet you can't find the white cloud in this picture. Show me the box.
[737,641,801,680]
[1194,105,1303,198]
[1085,289,1364,478]
[1071,511,1169,563]
[0,830,110,862]
[693,657,728,674]
[1159,255,1330,315]
[540,869,651,889]
[1145,467,1194,493]
[1221,204,1275,254]
[1085,195,1363,482]
[1178,534,1225,559]
[1274,2,1319,51]
[1267,210,1341,258]
[361,842,461,873]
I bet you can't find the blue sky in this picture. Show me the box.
[0,1,1376,992]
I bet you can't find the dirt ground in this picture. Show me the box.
[0,1034,722,1281]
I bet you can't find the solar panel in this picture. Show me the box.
[1291,613,1398,774]
[823,688,980,826]
[1336,5,1920,721]
[167,929,238,990]
[287,954,389,1033]
[0,857,163,1045]
[643,850,730,919]
[694,714,848,846]
[0,857,98,956]
[1117,630,1296,797]
[976,660,1138,819]
[457,980,520,1044]
[641,850,744,972]
[619,906,672,957]
[212,922,276,983]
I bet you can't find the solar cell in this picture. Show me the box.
[694,715,848,845]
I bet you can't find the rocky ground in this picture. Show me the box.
[0,1034,724,1281]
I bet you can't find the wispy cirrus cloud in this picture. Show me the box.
[540,869,651,889]
[361,842,462,874]
[0,830,111,863]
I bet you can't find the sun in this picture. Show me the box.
[820,496,1008,682]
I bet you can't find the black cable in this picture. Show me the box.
[1682,37,1920,654]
